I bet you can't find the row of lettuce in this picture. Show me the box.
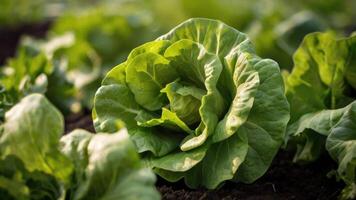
[1,0,355,70]
[0,4,163,199]
[1,0,354,118]
[0,3,157,121]
[0,5,355,200]
[90,18,356,199]
[0,94,159,199]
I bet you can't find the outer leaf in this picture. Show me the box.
[201,131,248,189]
[0,155,64,200]
[235,121,286,183]
[234,58,289,183]
[152,168,185,182]
[292,129,327,163]
[60,129,93,191]
[129,127,181,157]
[94,84,140,131]
[147,145,207,172]
[0,156,29,200]
[94,84,181,157]
[287,107,348,138]
[286,32,356,123]
[61,129,160,200]
[287,100,356,198]
[104,168,160,200]
[326,102,356,199]
[287,105,349,162]
[0,94,73,185]
[285,32,356,197]
[286,33,356,166]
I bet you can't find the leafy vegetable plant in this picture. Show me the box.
[0,34,78,121]
[285,32,356,199]
[0,94,160,200]
[0,5,158,117]
[93,18,290,188]
[49,5,156,108]
[51,5,155,69]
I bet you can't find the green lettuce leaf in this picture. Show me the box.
[0,155,64,200]
[60,129,160,200]
[0,94,160,199]
[0,94,73,184]
[326,102,356,199]
[94,18,289,188]
[286,32,356,199]
[286,32,356,159]
[286,32,356,123]
[0,94,71,199]
[287,101,356,199]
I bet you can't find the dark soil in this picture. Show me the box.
[0,21,51,65]
[65,114,344,200]
[65,110,95,133]
[157,152,343,200]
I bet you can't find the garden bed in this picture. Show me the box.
[65,113,344,200]
[1,13,352,200]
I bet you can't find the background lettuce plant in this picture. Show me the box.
[0,34,77,121]
[0,3,158,119]
[285,32,356,199]
[50,5,157,108]
[0,94,160,200]
[148,0,355,70]
[93,18,290,189]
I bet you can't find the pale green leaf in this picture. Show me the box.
[0,94,73,185]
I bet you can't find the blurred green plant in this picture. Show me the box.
[0,3,157,118]
[50,4,156,108]
[285,32,356,199]
[0,94,160,200]
[0,0,46,26]
[51,4,156,68]
[147,0,354,70]
[0,37,77,121]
